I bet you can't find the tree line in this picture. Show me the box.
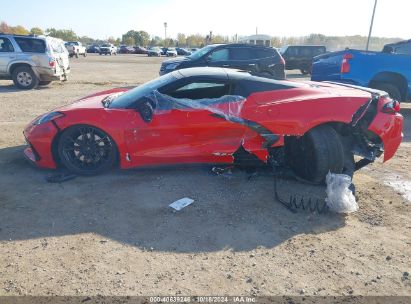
[1,21,403,51]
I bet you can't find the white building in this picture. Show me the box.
[239,34,272,47]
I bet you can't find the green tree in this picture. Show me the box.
[0,21,11,33]
[10,25,29,35]
[46,28,78,41]
[30,27,43,35]
[135,30,150,46]
[186,34,205,47]
[211,35,225,44]
[123,36,135,46]
[177,33,186,46]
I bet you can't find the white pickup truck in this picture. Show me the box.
[65,41,87,58]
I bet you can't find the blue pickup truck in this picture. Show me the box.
[311,46,411,102]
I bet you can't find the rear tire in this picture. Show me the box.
[12,66,39,90]
[286,125,344,183]
[83,52,86,57]
[371,83,402,101]
[57,125,118,175]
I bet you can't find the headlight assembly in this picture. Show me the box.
[33,111,65,125]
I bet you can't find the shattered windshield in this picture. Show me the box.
[109,73,177,109]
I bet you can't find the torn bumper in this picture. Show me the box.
[23,121,59,169]
[368,112,403,162]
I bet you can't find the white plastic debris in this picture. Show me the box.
[169,197,194,211]
[325,172,358,213]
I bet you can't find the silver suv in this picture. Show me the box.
[0,34,70,89]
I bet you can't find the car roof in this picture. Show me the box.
[175,67,248,80]
[384,39,411,47]
[173,67,309,91]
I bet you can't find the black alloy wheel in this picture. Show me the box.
[57,125,117,175]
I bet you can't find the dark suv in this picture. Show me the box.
[160,44,285,79]
[279,45,326,75]
[382,39,411,55]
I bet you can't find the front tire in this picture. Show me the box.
[285,125,344,183]
[12,66,39,90]
[57,125,118,175]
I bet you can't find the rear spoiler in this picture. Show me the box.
[324,81,389,99]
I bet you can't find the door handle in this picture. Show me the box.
[9,56,16,59]
[248,63,256,66]
[222,64,230,67]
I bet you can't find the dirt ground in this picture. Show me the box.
[0,54,410,297]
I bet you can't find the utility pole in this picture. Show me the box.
[366,0,378,51]
[164,22,167,41]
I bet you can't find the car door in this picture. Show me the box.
[227,47,259,73]
[129,78,247,166]
[205,48,231,68]
[0,37,15,75]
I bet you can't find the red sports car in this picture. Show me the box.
[23,68,403,183]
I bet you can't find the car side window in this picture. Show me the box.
[395,43,411,55]
[256,49,275,59]
[0,38,14,52]
[287,47,298,56]
[165,81,230,100]
[14,38,46,53]
[300,47,311,57]
[230,48,251,60]
[209,49,229,62]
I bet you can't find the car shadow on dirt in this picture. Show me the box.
[0,145,346,253]
[0,84,50,93]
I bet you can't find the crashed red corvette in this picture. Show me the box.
[23,68,403,182]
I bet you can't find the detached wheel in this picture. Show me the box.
[58,125,118,175]
[12,66,39,90]
[286,125,344,183]
[371,83,402,101]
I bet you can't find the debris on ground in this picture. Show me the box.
[211,166,234,178]
[325,172,358,213]
[169,197,194,211]
[45,172,77,183]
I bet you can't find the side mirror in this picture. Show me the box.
[137,100,154,123]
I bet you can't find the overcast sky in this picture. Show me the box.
[2,0,408,40]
